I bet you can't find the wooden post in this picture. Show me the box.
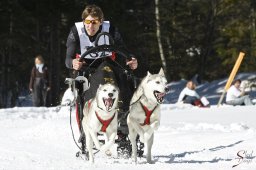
[217,52,245,107]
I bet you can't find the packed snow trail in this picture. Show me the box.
[0,105,255,170]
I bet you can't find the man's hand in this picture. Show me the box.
[126,57,138,70]
[72,58,83,70]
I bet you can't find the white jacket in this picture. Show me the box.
[177,87,200,102]
[226,85,242,102]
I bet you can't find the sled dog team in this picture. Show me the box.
[82,68,167,163]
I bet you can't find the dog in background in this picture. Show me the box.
[127,68,167,163]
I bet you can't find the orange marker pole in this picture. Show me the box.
[217,52,245,107]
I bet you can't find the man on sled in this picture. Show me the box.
[65,4,138,157]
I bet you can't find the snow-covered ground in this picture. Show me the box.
[1,73,256,170]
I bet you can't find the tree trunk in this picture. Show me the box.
[200,0,217,79]
[250,0,256,67]
[49,6,61,106]
[155,0,167,77]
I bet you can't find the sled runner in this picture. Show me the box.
[63,32,144,160]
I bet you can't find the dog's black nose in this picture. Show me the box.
[108,93,113,97]
[165,87,169,92]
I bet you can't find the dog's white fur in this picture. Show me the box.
[127,68,167,163]
[82,83,119,163]
[61,87,77,106]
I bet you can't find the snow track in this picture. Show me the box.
[0,105,256,170]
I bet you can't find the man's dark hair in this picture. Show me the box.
[81,4,104,21]
[233,79,241,84]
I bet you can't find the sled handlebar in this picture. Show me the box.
[95,32,115,47]
[79,32,132,62]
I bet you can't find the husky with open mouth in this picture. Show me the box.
[127,68,168,163]
[82,83,119,163]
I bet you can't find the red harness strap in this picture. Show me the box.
[95,112,116,132]
[140,102,157,126]
[110,52,116,61]
[88,100,91,109]
[75,103,81,129]
[76,99,92,130]
[86,100,115,132]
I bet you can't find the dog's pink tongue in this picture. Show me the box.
[105,98,113,109]
[159,93,166,98]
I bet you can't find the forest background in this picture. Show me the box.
[0,0,255,107]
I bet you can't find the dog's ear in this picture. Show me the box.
[97,84,102,93]
[159,68,165,77]
[147,71,152,76]
[130,76,147,104]
[131,86,143,104]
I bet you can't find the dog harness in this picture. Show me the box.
[140,102,158,126]
[86,99,116,132]
[95,112,116,132]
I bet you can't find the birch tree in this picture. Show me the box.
[155,0,167,77]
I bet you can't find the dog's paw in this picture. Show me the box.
[100,144,108,152]
[147,160,155,164]
[105,150,112,157]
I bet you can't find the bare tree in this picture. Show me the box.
[155,0,167,76]
[250,0,256,65]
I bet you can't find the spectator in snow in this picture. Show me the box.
[177,80,209,107]
[226,79,253,106]
[29,55,51,106]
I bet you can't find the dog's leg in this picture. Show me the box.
[127,116,138,164]
[100,131,117,152]
[84,122,101,150]
[144,121,159,141]
[103,133,109,144]
[145,133,154,164]
[128,115,145,142]
[101,133,110,156]
[85,129,94,163]
[86,125,101,150]
[150,121,159,130]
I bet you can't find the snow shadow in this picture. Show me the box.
[154,140,243,164]
[209,140,243,152]
[154,152,232,164]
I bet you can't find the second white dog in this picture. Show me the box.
[127,68,167,163]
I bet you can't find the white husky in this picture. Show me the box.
[82,83,119,163]
[127,68,167,163]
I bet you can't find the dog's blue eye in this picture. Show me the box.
[103,89,107,92]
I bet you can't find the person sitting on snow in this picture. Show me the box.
[226,79,253,106]
[177,80,209,107]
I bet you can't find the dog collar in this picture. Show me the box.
[140,102,158,126]
[95,111,116,132]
